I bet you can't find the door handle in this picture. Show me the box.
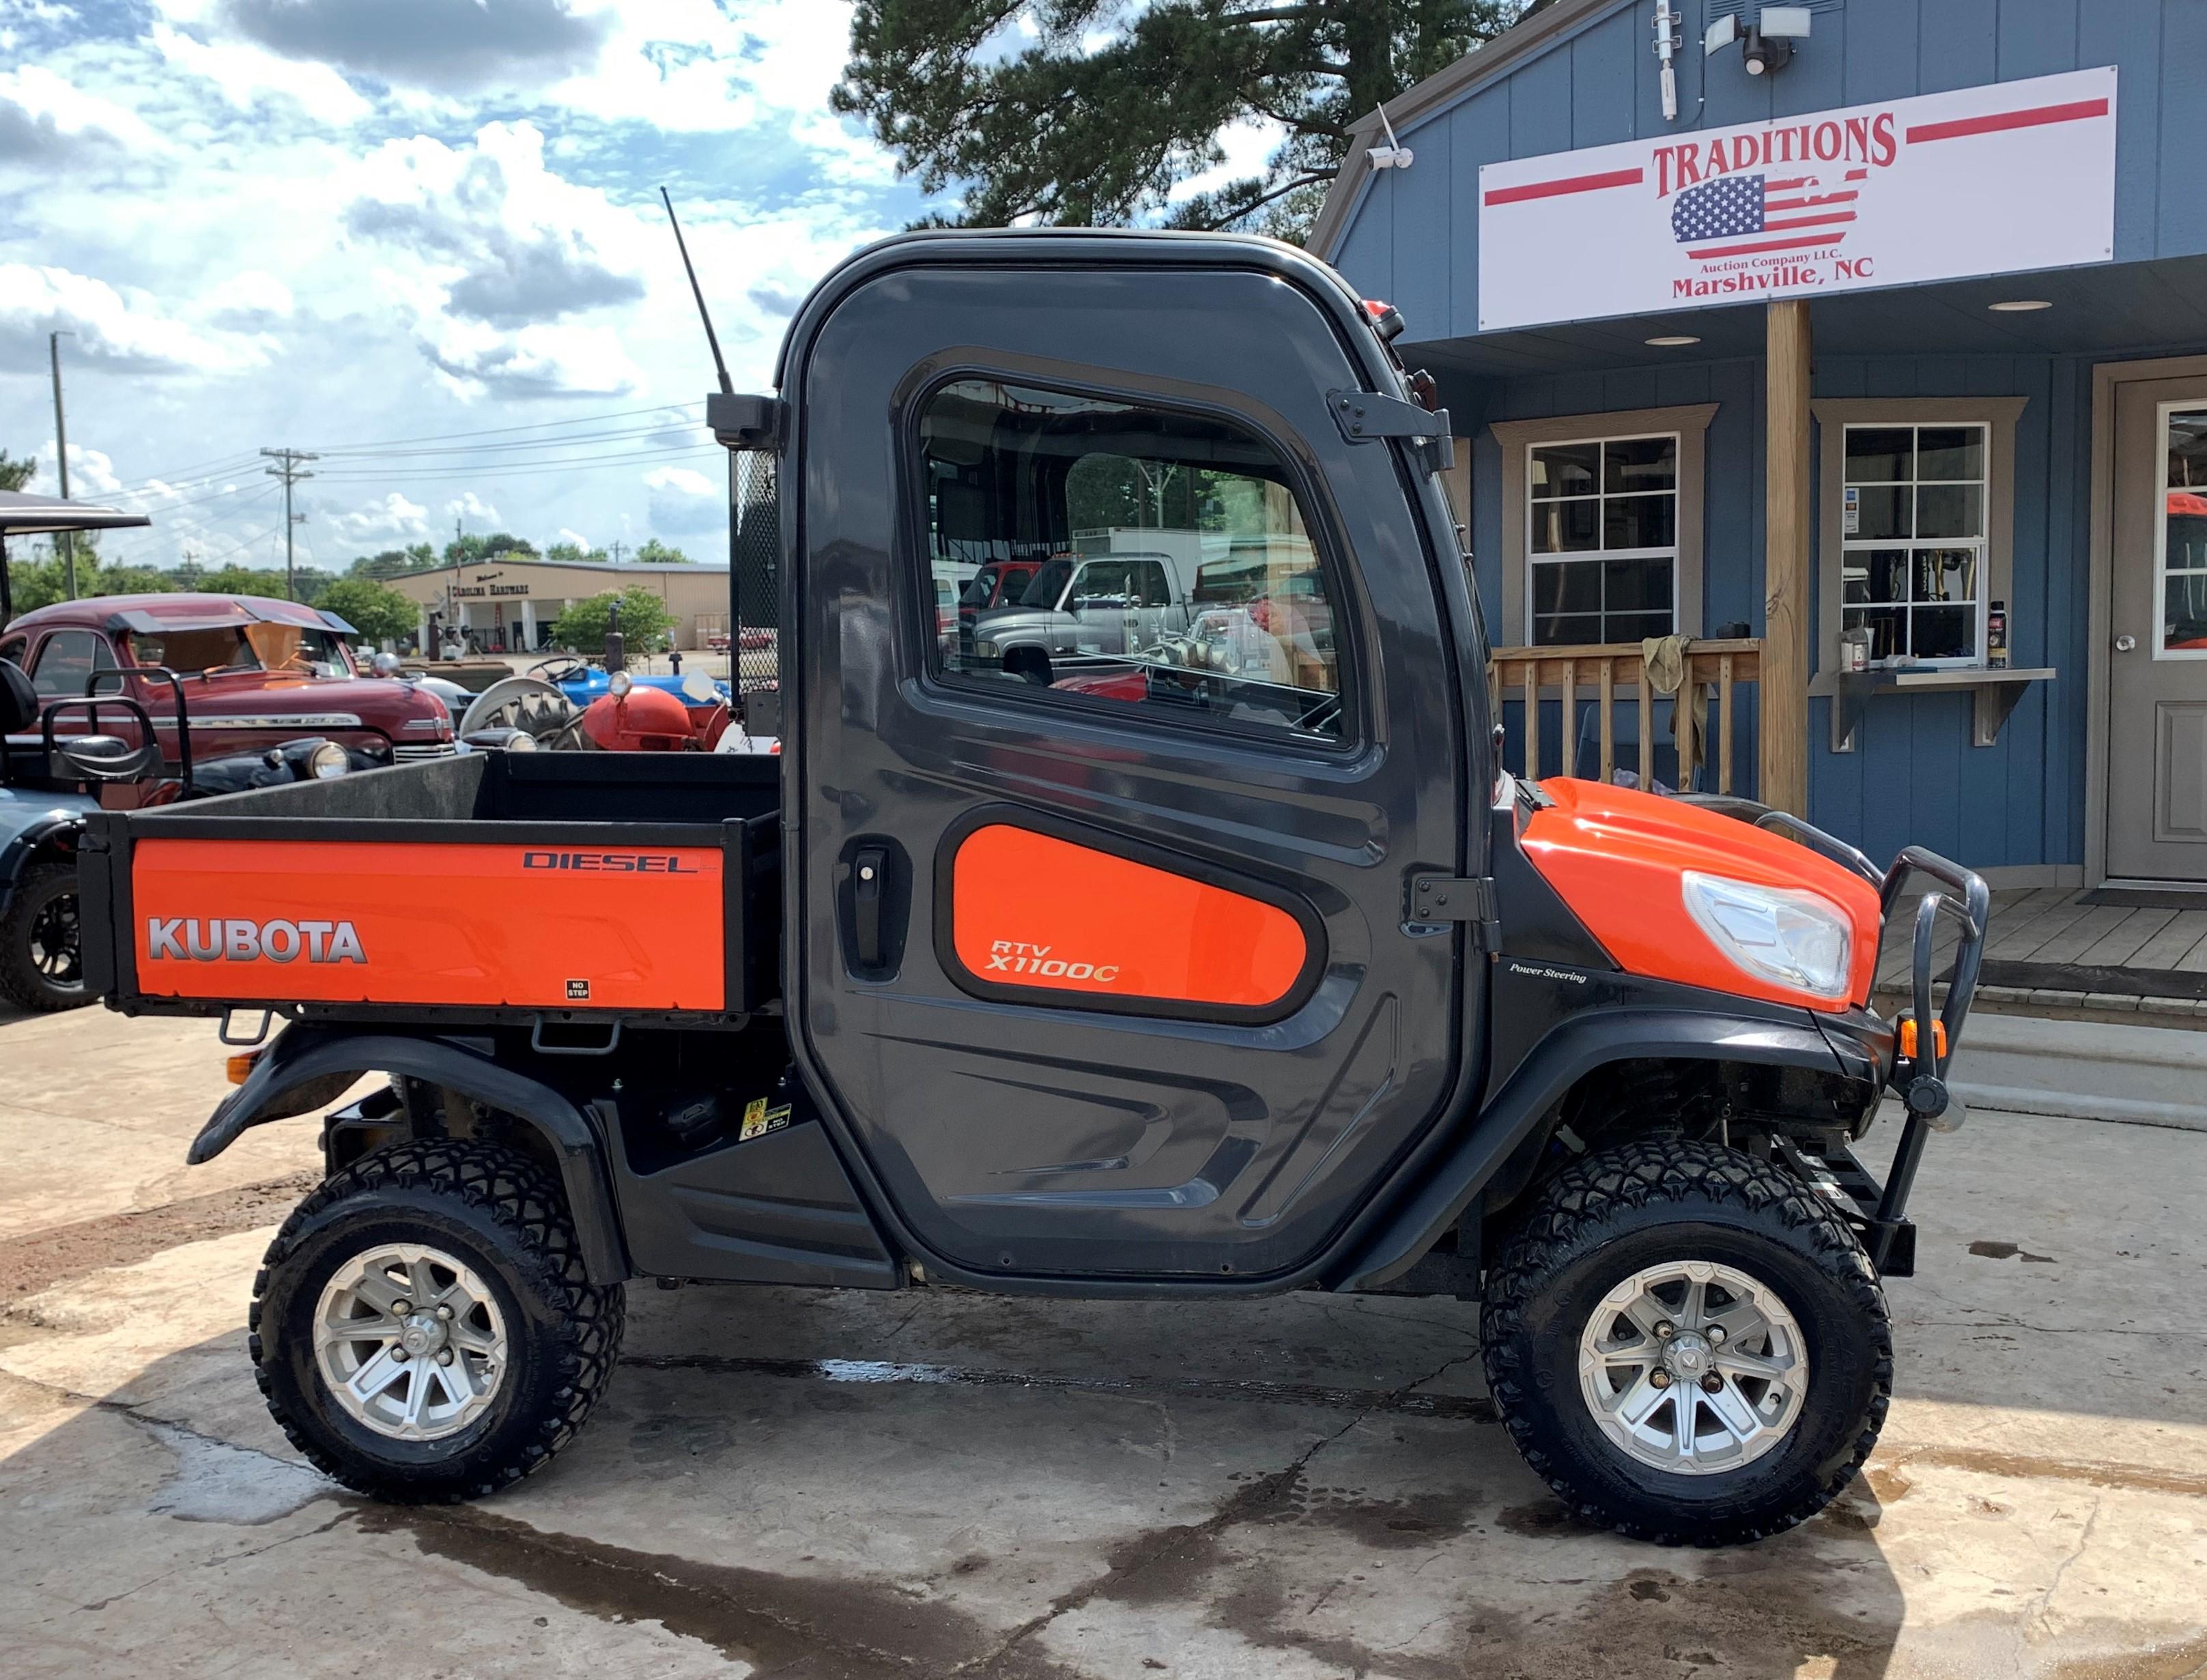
[2115,633,2138,653]
[853,846,886,968]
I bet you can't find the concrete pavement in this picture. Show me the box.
[3,1001,2206,1677]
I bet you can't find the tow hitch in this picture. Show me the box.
[1758,818,1991,1274]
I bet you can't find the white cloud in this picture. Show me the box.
[197,268,295,326]
[644,465,714,496]
[1168,115,1290,205]
[0,64,165,154]
[29,440,125,498]
[446,492,502,526]
[328,491,429,545]
[0,264,273,373]
[148,20,374,124]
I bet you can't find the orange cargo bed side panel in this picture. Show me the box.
[130,838,725,1011]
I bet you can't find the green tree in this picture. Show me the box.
[834,1,1524,242]
[550,586,674,655]
[0,449,35,492]
[632,538,692,565]
[445,530,538,565]
[545,540,609,564]
[317,575,418,647]
[352,542,439,578]
[194,564,292,600]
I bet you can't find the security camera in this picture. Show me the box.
[1705,5,1810,76]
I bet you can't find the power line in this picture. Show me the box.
[306,443,726,485]
[302,400,704,454]
[314,421,707,461]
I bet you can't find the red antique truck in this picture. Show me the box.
[0,593,456,768]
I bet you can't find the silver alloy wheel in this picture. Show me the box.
[1576,1259,1810,1475]
[313,1242,509,1442]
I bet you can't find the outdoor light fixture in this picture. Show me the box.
[1647,334,1703,347]
[1989,299,2053,312]
[1365,105,1413,171]
[1705,5,1811,76]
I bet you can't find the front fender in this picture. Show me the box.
[1331,1006,1851,1293]
[191,1025,627,1283]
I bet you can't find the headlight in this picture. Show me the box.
[608,670,634,698]
[1681,872,1853,999]
[307,742,350,780]
[975,639,998,659]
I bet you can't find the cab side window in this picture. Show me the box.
[919,377,1343,741]
[29,630,116,698]
[0,636,24,671]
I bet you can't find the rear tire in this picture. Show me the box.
[0,857,86,1012]
[252,1139,624,1503]
[1481,1138,1890,1546]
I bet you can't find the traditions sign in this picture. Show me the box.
[1477,66,2116,332]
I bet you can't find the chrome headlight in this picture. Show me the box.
[608,670,634,698]
[307,741,350,780]
[1681,872,1852,999]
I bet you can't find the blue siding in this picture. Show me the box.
[1466,350,2094,870]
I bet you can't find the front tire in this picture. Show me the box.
[1482,1139,1891,1546]
[0,857,86,1012]
[252,1140,624,1503]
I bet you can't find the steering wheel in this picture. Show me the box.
[529,656,590,685]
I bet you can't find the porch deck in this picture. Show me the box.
[1875,886,2207,1012]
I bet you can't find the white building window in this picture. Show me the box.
[1526,434,1679,646]
[1840,423,1988,666]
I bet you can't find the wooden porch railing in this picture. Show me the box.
[1487,638,1763,794]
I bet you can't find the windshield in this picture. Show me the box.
[963,567,1003,607]
[128,624,356,677]
[1018,559,1074,609]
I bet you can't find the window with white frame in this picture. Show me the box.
[1840,423,1987,665]
[1526,434,1678,645]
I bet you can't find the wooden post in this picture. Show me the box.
[1761,299,1813,816]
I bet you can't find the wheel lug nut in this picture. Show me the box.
[393,1300,413,1317]
[1707,1325,1726,1346]
[1649,1369,1672,1389]
[391,1348,410,1363]
[437,1350,454,1366]
[1653,1320,1675,1340]
[1701,1374,1723,1393]
[436,1305,454,1320]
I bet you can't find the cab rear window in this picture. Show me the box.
[916,377,1344,742]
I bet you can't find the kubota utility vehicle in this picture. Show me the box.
[76,231,1987,1546]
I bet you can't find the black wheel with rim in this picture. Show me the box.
[1481,1137,1892,1546]
[253,1139,624,1503]
[0,857,87,1012]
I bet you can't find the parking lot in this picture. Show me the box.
[3,998,2204,1679]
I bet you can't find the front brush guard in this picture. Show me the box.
[1757,816,1991,1271]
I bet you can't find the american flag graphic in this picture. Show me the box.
[1669,171,1862,258]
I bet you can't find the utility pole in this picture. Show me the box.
[261,448,317,601]
[609,540,627,567]
[49,330,76,599]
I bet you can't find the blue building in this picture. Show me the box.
[1312,0,2207,894]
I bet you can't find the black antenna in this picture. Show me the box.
[661,186,732,397]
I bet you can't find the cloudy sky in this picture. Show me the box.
[0,0,947,574]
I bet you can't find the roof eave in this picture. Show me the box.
[1307,0,1633,263]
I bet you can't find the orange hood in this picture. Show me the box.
[1518,778,1883,1012]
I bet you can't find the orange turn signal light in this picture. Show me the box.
[1897,1017,1948,1061]
[225,1049,266,1085]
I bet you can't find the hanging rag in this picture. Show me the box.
[1640,633,1706,786]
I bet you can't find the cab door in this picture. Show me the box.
[788,244,1483,1283]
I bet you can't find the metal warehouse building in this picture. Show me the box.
[383,558,732,655]
[1313,0,2207,900]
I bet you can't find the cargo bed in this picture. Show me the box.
[79,752,780,1028]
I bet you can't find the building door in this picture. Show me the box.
[2109,378,2207,881]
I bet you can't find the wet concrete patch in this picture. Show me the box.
[356,1503,1086,1679]
[1967,1240,2058,1263]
